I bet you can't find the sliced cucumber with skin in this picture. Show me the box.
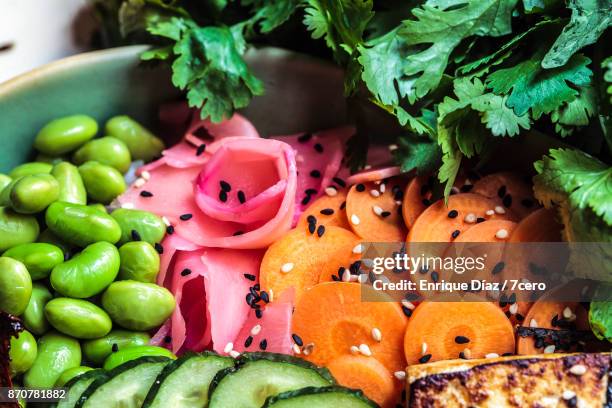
[208,352,335,408]
[262,386,379,408]
[55,369,107,408]
[143,352,234,408]
[76,356,170,408]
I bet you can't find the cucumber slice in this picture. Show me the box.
[52,370,106,408]
[208,352,335,408]
[76,356,171,408]
[262,386,378,407]
[143,352,234,408]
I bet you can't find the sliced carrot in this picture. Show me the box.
[260,227,359,301]
[402,176,429,230]
[500,301,532,327]
[472,172,537,219]
[346,179,407,242]
[404,301,515,364]
[454,220,518,243]
[326,355,399,408]
[407,193,514,243]
[297,189,350,230]
[292,282,408,375]
[508,208,562,243]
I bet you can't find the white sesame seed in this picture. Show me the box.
[485,353,499,359]
[495,229,509,239]
[303,343,314,355]
[371,328,382,342]
[543,345,556,354]
[358,274,368,283]
[342,270,351,282]
[395,200,402,206]
[401,300,415,310]
[569,364,587,375]
[379,183,386,193]
[494,206,506,215]
[292,344,302,354]
[325,186,338,196]
[394,370,406,381]
[563,306,574,319]
[223,342,234,353]
[372,205,383,216]
[530,318,538,328]
[464,213,477,223]
[349,274,359,282]
[451,186,460,194]
[162,216,171,226]
[121,202,135,209]
[421,342,428,355]
[369,189,380,197]
[268,289,274,302]
[562,390,576,400]
[134,178,146,188]
[485,209,495,216]
[358,344,372,357]
[462,348,471,358]
[388,144,398,152]
[350,345,360,355]
[250,324,262,336]
[281,263,294,273]
[351,214,361,225]
[352,244,364,254]
[229,350,240,358]
[509,303,518,315]
[141,171,151,180]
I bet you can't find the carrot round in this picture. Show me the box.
[297,189,350,230]
[292,282,408,375]
[402,176,429,230]
[472,172,537,219]
[260,227,359,302]
[404,301,515,364]
[326,355,399,408]
[346,179,407,242]
[454,220,518,243]
[508,208,562,242]
[407,193,513,243]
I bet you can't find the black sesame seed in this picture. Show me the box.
[292,333,303,346]
[499,293,508,308]
[419,354,432,364]
[516,313,524,322]
[338,267,346,280]
[497,185,507,198]
[455,335,470,344]
[111,343,119,352]
[316,225,325,237]
[131,230,141,241]
[154,243,164,254]
[431,271,439,283]
[163,335,172,343]
[340,201,346,210]
[220,180,231,192]
[307,215,317,224]
[259,339,268,350]
[238,190,246,204]
[492,262,505,275]
[394,190,404,201]
[320,208,334,215]
[402,306,413,317]
[356,184,366,192]
[305,188,317,195]
[448,210,458,218]
[314,143,324,153]
[332,177,346,188]
[181,268,192,276]
[503,194,512,208]
[381,211,391,218]
[349,261,362,275]
[508,293,517,304]
[260,291,270,303]
[451,230,460,239]
[332,275,340,281]
[244,274,256,281]
[297,133,312,143]
[459,351,468,359]
[521,198,534,208]
[244,336,253,348]
[140,190,153,197]
[180,213,193,221]
[166,225,174,235]
[566,396,577,408]
[233,230,244,236]
[196,144,206,156]
[301,195,311,206]
[310,170,321,178]
[193,126,213,140]
[219,191,228,202]
[246,293,255,306]
[476,217,486,223]
[255,309,263,319]
[308,223,316,234]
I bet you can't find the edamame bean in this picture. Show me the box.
[0,174,11,191]
[78,161,126,204]
[50,241,119,298]
[45,298,112,339]
[82,330,151,365]
[55,366,93,387]
[9,174,60,214]
[35,153,66,164]
[38,228,73,254]
[105,116,165,161]
[23,283,53,335]
[45,202,121,246]
[3,243,64,280]
[111,208,166,245]
[118,241,160,283]
[0,207,39,251]
[73,137,132,174]
[88,203,107,213]
[0,179,18,207]
[102,345,176,371]
[51,162,87,204]
[102,280,175,330]
[0,257,32,315]
[9,330,37,377]
[9,162,53,179]
[23,331,81,389]
[34,115,98,155]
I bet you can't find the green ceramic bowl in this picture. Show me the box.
[0,45,349,173]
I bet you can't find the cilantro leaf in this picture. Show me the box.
[486,52,592,118]
[523,0,560,13]
[604,56,612,103]
[590,292,612,341]
[542,0,612,69]
[551,85,596,136]
[394,134,442,175]
[244,0,301,33]
[399,0,518,99]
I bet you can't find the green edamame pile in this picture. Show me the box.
[1,114,176,389]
